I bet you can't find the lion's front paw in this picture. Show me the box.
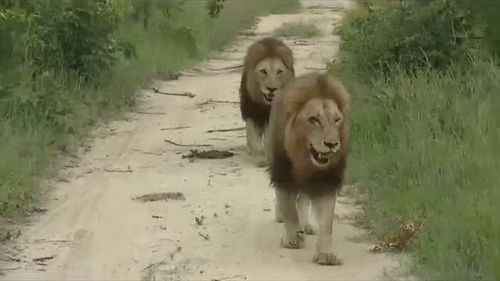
[280,231,305,249]
[304,223,317,235]
[313,252,342,266]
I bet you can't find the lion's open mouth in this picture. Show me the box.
[309,145,331,166]
[263,93,274,104]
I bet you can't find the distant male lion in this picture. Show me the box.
[239,37,295,166]
[265,72,349,266]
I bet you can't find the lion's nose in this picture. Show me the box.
[324,141,339,150]
[266,87,278,93]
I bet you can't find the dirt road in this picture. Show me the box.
[1,1,408,280]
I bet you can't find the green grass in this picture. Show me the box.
[274,20,321,38]
[331,1,500,279]
[334,42,500,281]
[0,0,300,217]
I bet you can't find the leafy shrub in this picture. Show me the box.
[0,5,27,67]
[0,0,301,217]
[23,0,134,80]
[335,1,482,79]
[207,0,226,18]
[333,1,500,279]
[456,1,500,57]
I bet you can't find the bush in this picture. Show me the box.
[333,1,500,279]
[0,0,300,216]
[335,1,481,79]
[24,1,134,80]
[338,59,500,280]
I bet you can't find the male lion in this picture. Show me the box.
[239,37,295,166]
[265,72,349,266]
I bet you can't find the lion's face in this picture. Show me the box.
[290,98,344,169]
[253,58,293,105]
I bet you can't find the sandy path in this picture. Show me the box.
[1,1,408,280]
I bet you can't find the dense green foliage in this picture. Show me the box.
[334,1,482,79]
[332,1,500,279]
[0,0,300,215]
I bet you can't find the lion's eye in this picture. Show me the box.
[259,69,267,75]
[277,69,283,75]
[308,116,321,125]
[335,117,341,124]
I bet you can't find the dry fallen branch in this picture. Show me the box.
[196,99,239,107]
[211,274,247,281]
[160,126,191,131]
[152,87,195,98]
[133,192,186,202]
[164,139,211,147]
[104,167,133,173]
[182,149,234,161]
[32,255,54,263]
[206,127,245,133]
[31,239,74,244]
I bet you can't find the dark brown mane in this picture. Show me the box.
[242,37,294,72]
[286,73,349,119]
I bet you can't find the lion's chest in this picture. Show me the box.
[289,159,346,194]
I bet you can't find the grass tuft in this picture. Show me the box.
[333,60,500,280]
[331,2,500,279]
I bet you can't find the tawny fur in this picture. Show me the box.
[239,37,295,130]
[266,72,349,194]
[265,72,350,266]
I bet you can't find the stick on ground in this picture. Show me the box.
[152,88,195,98]
[211,275,247,281]
[32,256,54,263]
[196,100,240,107]
[164,139,211,147]
[206,127,245,133]
[161,126,191,131]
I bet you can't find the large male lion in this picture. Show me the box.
[265,72,349,266]
[239,37,295,166]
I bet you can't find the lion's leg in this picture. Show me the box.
[274,188,283,223]
[277,188,304,249]
[246,120,266,166]
[261,125,271,167]
[297,193,316,235]
[311,191,342,266]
